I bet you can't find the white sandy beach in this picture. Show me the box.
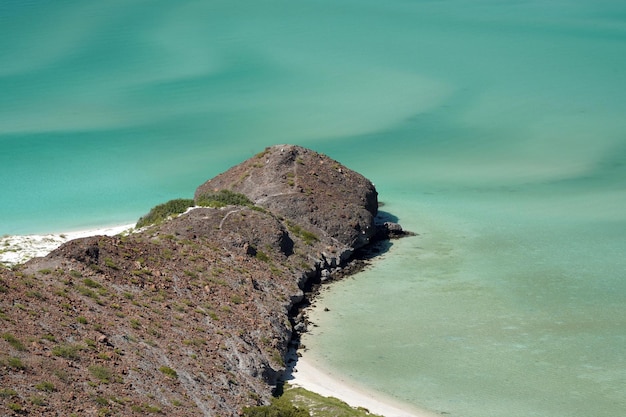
[0,223,135,267]
[288,356,439,417]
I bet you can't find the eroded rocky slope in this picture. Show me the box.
[0,145,408,416]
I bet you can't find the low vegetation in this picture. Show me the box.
[88,365,114,383]
[35,381,55,392]
[2,333,27,351]
[52,343,83,360]
[196,189,253,208]
[0,388,18,397]
[286,222,319,245]
[158,366,178,379]
[136,198,196,228]
[242,385,383,417]
[242,395,309,417]
[6,356,26,370]
[281,386,384,417]
[135,191,255,227]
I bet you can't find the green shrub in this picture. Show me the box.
[196,190,253,208]
[95,396,109,406]
[158,366,178,379]
[286,222,318,245]
[76,285,98,299]
[7,403,22,412]
[35,381,55,392]
[144,404,162,413]
[30,396,47,406]
[52,344,83,360]
[41,334,56,342]
[0,388,18,397]
[103,257,119,270]
[26,290,43,299]
[136,198,195,228]
[132,403,162,414]
[242,396,310,417]
[2,333,26,351]
[255,250,270,262]
[7,356,25,370]
[83,278,102,289]
[53,369,70,382]
[89,365,113,383]
[280,385,384,417]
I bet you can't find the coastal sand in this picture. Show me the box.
[288,356,439,417]
[0,224,135,266]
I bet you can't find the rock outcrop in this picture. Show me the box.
[195,145,378,254]
[0,145,410,416]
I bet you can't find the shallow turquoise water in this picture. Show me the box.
[1,1,625,416]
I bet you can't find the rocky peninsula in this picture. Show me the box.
[0,145,409,416]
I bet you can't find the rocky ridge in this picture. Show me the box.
[0,145,410,416]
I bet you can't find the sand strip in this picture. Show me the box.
[0,223,135,266]
[288,356,438,417]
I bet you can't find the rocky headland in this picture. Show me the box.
[0,145,410,416]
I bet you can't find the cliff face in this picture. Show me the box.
[0,145,403,416]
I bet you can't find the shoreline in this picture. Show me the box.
[0,223,136,267]
[283,234,437,417]
[287,355,438,417]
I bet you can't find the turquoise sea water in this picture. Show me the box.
[1,1,625,416]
